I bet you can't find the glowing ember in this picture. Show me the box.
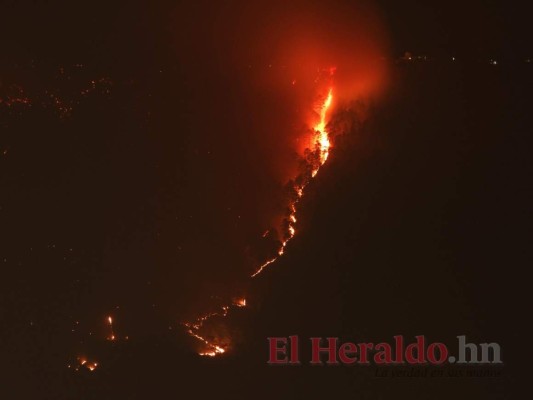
[186,327,227,356]
[251,82,334,277]
[107,315,116,341]
[74,357,98,372]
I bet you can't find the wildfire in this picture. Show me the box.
[186,69,336,356]
[251,83,334,277]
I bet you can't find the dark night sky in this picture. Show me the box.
[2,1,531,60]
[378,0,532,57]
[1,1,531,399]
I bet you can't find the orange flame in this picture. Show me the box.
[315,88,333,164]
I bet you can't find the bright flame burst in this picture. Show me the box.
[316,88,333,164]
[186,69,335,356]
